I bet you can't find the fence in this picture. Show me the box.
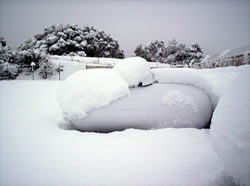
[1,55,173,80]
[15,62,114,81]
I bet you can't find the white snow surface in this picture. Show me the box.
[210,69,250,186]
[57,69,129,123]
[1,65,250,185]
[0,81,224,185]
[114,57,152,87]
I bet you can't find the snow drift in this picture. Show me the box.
[57,69,129,124]
[210,69,250,186]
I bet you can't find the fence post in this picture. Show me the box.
[30,62,35,80]
[59,63,61,81]
[5,62,9,72]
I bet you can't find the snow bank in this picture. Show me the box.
[153,68,217,108]
[210,69,250,186]
[57,69,129,124]
[114,57,152,87]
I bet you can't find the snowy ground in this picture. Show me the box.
[1,65,249,185]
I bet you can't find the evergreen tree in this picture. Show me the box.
[134,40,165,62]
[0,37,19,80]
[188,43,204,64]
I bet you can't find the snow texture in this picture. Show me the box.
[114,57,152,87]
[2,66,249,185]
[57,69,129,124]
[153,68,218,108]
[210,69,250,186]
[162,90,198,112]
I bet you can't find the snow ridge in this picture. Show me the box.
[210,69,250,186]
[153,68,218,109]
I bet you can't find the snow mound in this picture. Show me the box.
[114,57,152,87]
[210,70,250,186]
[57,69,129,124]
[153,68,217,108]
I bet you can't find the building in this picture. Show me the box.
[197,45,250,68]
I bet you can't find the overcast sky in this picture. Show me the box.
[0,0,249,57]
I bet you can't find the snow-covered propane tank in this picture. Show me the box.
[57,57,213,132]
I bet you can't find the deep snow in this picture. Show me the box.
[210,70,250,185]
[1,65,250,185]
[0,81,224,185]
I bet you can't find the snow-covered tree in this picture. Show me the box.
[188,43,203,64]
[0,37,19,80]
[165,39,178,56]
[17,24,125,65]
[38,56,54,79]
[134,40,166,62]
[135,39,194,65]
[165,39,189,64]
[0,37,16,64]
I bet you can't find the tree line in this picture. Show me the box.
[134,39,203,65]
[0,24,204,79]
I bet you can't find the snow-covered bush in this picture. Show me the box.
[114,57,152,87]
[210,70,250,186]
[38,55,54,79]
[57,69,129,127]
[0,37,19,80]
[0,62,19,80]
[39,61,54,79]
[0,38,16,64]
[17,24,124,66]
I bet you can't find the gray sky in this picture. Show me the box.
[0,0,249,57]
